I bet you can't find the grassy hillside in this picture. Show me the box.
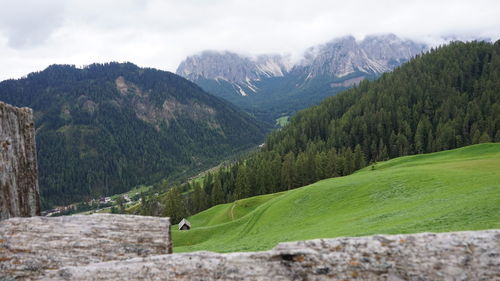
[173,143,500,253]
[182,41,499,218]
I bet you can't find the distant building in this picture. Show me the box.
[178,218,191,230]
[98,197,112,204]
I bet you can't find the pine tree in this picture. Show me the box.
[281,152,296,190]
[191,184,202,213]
[479,132,491,143]
[198,186,209,212]
[163,187,187,224]
[211,175,224,205]
[326,148,338,177]
[426,129,435,152]
[235,165,250,199]
[336,152,345,176]
[495,130,500,142]
[377,139,389,162]
[472,129,481,144]
[269,153,282,193]
[389,131,398,158]
[354,144,366,170]
[203,173,214,197]
[315,152,328,180]
[415,117,427,153]
[397,134,409,156]
[256,158,270,195]
[295,152,309,186]
[343,147,354,175]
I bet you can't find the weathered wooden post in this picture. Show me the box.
[0,101,40,220]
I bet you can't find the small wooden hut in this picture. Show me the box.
[178,218,191,230]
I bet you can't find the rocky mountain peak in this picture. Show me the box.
[176,51,292,85]
[360,33,427,66]
[296,33,427,78]
[177,51,258,82]
[298,35,370,77]
[177,34,427,85]
[176,34,428,98]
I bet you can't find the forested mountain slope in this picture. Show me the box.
[0,63,267,208]
[153,40,499,220]
[265,40,499,158]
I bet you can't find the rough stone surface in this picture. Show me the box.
[0,214,171,279]
[0,101,40,220]
[42,230,499,281]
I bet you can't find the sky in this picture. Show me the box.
[0,0,499,81]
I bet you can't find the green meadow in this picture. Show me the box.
[173,143,500,253]
[275,115,289,127]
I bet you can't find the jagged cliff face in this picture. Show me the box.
[176,34,427,96]
[0,101,40,220]
[297,34,426,78]
[361,34,426,66]
[177,51,292,96]
[177,51,260,82]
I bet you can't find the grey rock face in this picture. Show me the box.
[41,230,499,281]
[0,101,40,220]
[360,34,426,65]
[177,52,293,83]
[298,34,426,78]
[177,51,260,82]
[177,51,292,95]
[0,214,171,280]
[176,34,427,96]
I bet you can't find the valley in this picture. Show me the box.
[136,40,499,225]
[0,63,267,208]
[36,40,498,232]
[1,2,499,279]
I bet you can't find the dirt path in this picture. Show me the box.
[229,203,236,220]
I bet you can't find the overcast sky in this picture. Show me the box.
[0,0,499,81]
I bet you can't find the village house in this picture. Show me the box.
[99,197,112,204]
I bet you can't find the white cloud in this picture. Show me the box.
[0,0,499,81]
[0,0,66,48]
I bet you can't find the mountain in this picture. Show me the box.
[177,51,292,86]
[0,62,267,208]
[144,40,499,221]
[298,34,425,77]
[176,34,427,123]
[173,144,500,253]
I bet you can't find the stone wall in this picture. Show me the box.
[36,230,498,281]
[0,101,40,220]
[1,225,497,280]
[44,230,499,281]
[0,214,171,279]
